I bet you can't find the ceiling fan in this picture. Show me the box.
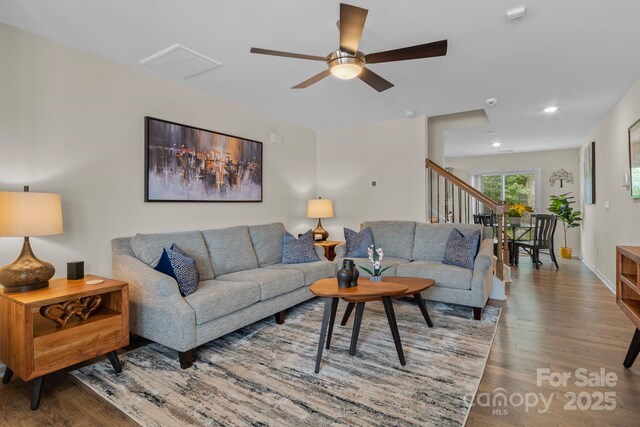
[250,3,447,92]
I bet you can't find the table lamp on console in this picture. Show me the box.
[307,197,333,241]
[0,186,63,293]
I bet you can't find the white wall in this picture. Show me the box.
[581,77,640,289]
[0,23,317,276]
[316,117,427,239]
[446,148,582,254]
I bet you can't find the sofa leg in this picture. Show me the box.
[473,307,483,320]
[275,310,286,324]
[178,349,195,369]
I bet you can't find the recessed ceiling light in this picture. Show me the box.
[492,142,502,147]
[544,106,559,113]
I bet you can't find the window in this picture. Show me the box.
[474,169,541,212]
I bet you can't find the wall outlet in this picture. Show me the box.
[605,200,610,210]
[371,179,379,188]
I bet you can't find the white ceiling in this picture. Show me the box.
[2,0,640,156]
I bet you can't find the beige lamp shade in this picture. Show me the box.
[0,191,63,237]
[307,198,334,219]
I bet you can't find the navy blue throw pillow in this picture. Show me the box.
[154,244,199,296]
[282,230,319,264]
[442,228,481,270]
[344,227,374,258]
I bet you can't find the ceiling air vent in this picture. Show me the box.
[140,44,221,79]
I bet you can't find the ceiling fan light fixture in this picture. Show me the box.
[328,50,364,80]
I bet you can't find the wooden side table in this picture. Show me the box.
[616,246,640,368]
[314,240,343,261]
[0,275,129,409]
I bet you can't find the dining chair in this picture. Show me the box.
[473,213,496,227]
[514,214,559,269]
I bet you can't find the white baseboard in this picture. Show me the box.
[581,258,615,294]
[489,275,507,301]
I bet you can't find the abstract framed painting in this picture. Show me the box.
[145,117,262,202]
[582,141,595,204]
[629,118,640,199]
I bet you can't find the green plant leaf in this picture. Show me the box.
[358,266,373,275]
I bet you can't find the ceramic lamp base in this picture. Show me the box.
[0,237,54,293]
[312,219,329,241]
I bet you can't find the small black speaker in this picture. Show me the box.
[67,261,84,280]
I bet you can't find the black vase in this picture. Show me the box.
[350,265,359,287]
[341,259,359,288]
[337,260,353,288]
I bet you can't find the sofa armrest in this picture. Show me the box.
[334,243,346,259]
[470,239,494,308]
[113,254,181,298]
[112,254,197,351]
[314,245,327,260]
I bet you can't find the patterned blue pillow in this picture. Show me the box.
[344,227,374,258]
[442,228,481,269]
[282,230,319,264]
[154,244,199,296]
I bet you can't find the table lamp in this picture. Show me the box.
[0,187,63,293]
[307,197,333,241]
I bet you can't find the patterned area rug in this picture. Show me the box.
[72,299,500,426]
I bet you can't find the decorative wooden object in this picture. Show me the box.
[0,275,129,409]
[39,295,102,327]
[314,240,342,261]
[616,246,640,368]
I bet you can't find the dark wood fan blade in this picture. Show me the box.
[292,69,332,89]
[358,67,394,92]
[250,47,326,61]
[365,40,448,64]
[339,3,368,55]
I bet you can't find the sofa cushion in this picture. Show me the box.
[216,268,305,301]
[396,261,472,290]
[412,223,483,262]
[265,261,336,285]
[334,256,410,277]
[363,221,416,260]
[184,279,261,325]
[202,226,259,276]
[249,223,286,267]
[282,230,319,264]
[344,227,374,258]
[131,231,214,281]
[154,245,199,297]
[443,228,481,269]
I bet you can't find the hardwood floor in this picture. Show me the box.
[0,257,638,426]
[468,257,640,426]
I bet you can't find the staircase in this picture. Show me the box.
[426,159,509,281]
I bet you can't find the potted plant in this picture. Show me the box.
[359,245,391,281]
[548,192,582,259]
[507,203,534,227]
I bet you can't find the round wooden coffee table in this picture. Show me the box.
[310,279,408,373]
[340,276,436,328]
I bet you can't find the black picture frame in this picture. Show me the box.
[629,118,640,199]
[145,117,263,202]
[582,141,595,204]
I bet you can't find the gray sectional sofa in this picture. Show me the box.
[112,222,336,368]
[334,221,494,320]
